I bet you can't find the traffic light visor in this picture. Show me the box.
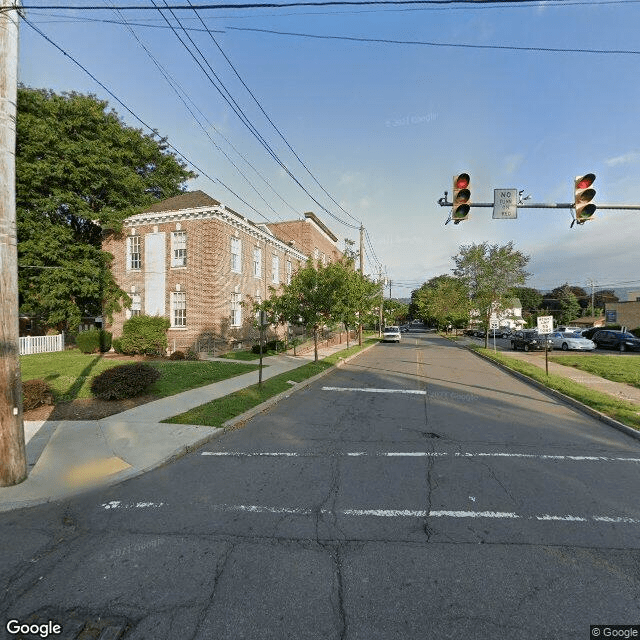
[576,174,595,190]
[455,174,470,189]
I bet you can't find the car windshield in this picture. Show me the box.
[621,333,636,339]
[385,327,399,332]
[565,332,582,338]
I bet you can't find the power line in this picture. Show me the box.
[152,0,360,229]
[187,0,363,227]
[17,0,640,10]
[226,25,640,56]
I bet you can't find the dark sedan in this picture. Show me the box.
[592,330,640,352]
[511,330,553,352]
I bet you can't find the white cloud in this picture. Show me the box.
[504,154,525,176]
[605,152,640,167]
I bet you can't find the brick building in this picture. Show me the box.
[604,301,640,330]
[102,191,343,353]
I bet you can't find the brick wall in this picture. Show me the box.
[104,212,306,353]
[605,301,640,329]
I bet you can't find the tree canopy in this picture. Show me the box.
[412,275,470,330]
[16,87,196,330]
[453,241,531,346]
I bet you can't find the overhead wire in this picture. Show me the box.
[186,0,363,227]
[151,0,361,230]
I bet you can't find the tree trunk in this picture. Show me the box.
[313,327,319,362]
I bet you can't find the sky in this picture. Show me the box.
[16,0,640,299]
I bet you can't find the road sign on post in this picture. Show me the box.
[537,316,553,335]
[537,315,553,376]
[493,189,518,219]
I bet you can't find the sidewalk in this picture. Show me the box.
[454,335,640,407]
[0,341,362,513]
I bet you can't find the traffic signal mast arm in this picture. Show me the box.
[438,200,640,209]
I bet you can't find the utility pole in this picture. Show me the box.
[388,279,392,300]
[378,265,384,337]
[358,225,364,346]
[587,278,596,315]
[0,0,26,486]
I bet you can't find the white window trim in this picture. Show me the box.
[171,291,187,328]
[231,292,242,327]
[253,247,262,278]
[286,260,292,285]
[272,254,280,284]
[231,238,242,274]
[127,235,141,271]
[171,231,187,268]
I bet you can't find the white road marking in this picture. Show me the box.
[99,501,640,524]
[322,386,426,395]
[101,501,165,510]
[201,451,640,464]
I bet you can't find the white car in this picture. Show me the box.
[383,326,401,343]
[548,331,595,351]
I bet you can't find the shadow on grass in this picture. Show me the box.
[61,354,104,401]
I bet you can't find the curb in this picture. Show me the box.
[465,345,640,443]
[220,340,380,431]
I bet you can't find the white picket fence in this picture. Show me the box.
[19,333,65,356]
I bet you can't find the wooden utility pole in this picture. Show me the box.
[358,225,364,346]
[0,0,26,486]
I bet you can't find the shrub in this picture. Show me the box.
[118,315,170,356]
[631,327,640,338]
[76,329,112,354]
[266,339,286,352]
[185,349,199,361]
[112,337,123,353]
[22,379,54,411]
[169,350,186,360]
[90,363,161,400]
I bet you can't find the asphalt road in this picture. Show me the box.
[1,330,640,640]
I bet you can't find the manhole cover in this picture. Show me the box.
[10,608,133,640]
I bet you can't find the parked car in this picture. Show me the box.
[591,330,640,352]
[511,330,553,352]
[548,331,595,351]
[580,326,604,340]
[382,326,401,343]
[557,326,582,333]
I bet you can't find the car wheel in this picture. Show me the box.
[562,343,568,351]
[524,344,530,352]
[511,342,516,350]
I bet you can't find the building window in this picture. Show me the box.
[172,291,186,327]
[127,235,141,270]
[231,237,242,273]
[321,252,326,266]
[253,247,262,278]
[171,231,187,267]
[231,292,242,327]
[286,260,292,285]
[313,248,319,262]
[272,255,280,284]
[255,291,262,322]
[131,293,141,317]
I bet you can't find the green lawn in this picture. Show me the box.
[20,350,258,402]
[470,347,640,431]
[164,337,380,427]
[549,353,640,389]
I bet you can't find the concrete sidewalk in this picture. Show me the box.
[0,340,365,513]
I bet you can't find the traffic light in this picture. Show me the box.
[452,173,471,224]
[574,173,596,223]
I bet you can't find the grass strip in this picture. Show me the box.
[548,353,640,389]
[163,338,380,427]
[469,346,640,431]
[218,349,280,361]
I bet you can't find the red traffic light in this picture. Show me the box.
[455,173,470,190]
[576,173,595,190]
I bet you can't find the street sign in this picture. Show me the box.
[537,315,554,335]
[493,189,518,219]
[489,317,499,330]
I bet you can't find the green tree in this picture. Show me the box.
[557,285,581,325]
[16,87,196,331]
[453,242,531,347]
[510,286,543,313]
[413,275,469,330]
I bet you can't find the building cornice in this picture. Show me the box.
[125,205,308,261]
